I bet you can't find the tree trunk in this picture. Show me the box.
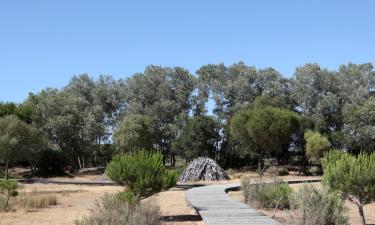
[170,152,176,167]
[358,204,366,225]
[77,156,82,170]
[4,162,8,180]
[258,157,263,176]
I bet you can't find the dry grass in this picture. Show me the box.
[228,182,375,225]
[17,193,57,210]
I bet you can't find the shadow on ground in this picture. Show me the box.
[161,215,202,222]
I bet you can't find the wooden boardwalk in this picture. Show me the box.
[186,183,281,225]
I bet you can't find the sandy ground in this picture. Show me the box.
[0,183,202,225]
[151,188,203,225]
[228,182,375,225]
[0,184,123,225]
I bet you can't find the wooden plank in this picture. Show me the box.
[186,183,281,225]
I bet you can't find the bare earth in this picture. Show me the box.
[228,182,375,225]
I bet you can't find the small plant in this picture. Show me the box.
[75,194,161,225]
[241,177,293,209]
[322,151,375,225]
[0,180,19,212]
[288,184,348,225]
[106,151,178,200]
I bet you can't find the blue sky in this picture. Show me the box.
[1,0,375,103]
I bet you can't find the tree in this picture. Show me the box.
[0,102,16,118]
[106,151,177,199]
[230,106,299,175]
[304,130,331,163]
[122,66,196,164]
[322,151,375,225]
[172,115,220,161]
[342,97,375,153]
[114,115,156,153]
[0,180,19,211]
[0,116,34,179]
[31,89,92,169]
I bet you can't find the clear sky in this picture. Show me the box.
[1,0,374,103]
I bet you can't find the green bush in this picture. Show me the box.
[322,151,375,225]
[288,184,348,225]
[35,149,68,177]
[75,194,161,225]
[106,151,178,199]
[304,130,331,163]
[242,178,293,209]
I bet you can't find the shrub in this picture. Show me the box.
[35,149,68,177]
[75,194,161,225]
[106,151,178,199]
[322,151,375,225]
[17,194,57,209]
[0,180,19,211]
[288,184,348,225]
[304,130,331,163]
[242,177,293,209]
[268,166,289,176]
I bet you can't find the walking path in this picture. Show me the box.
[186,179,320,225]
[186,183,281,225]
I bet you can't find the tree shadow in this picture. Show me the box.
[161,215,202,222]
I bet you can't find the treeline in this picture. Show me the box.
[1,62,375,175]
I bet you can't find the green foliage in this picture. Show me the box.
[0,180,19,211]
[0,115,43,178]
[322,151,375,205]
[288,184,348,225]
[35,149,68,177]
[115,191,136,206]
[172,115,220,160]
[0,102,17,118]
[242,178,293,209]
[342,97,375,153]
[231,106,299,156]
[114,115,156,153]
[230,106,299,173]
[75,194,161,225]
[106,151,178,199]
[304,130,331,163]
[322,151,375,225]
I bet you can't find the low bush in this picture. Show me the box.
[288,184,348,225]
[242,178,293,209]
[75,194,161,225]
[17,193,57,210]
[106,151,178,199]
